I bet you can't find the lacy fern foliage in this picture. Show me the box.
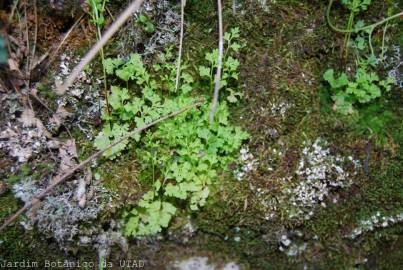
[94,29,248,236]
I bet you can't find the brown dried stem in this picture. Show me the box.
[175,0,186,92]
[209,0,224,123]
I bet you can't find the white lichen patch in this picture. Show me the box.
[142,1,181,55]
[257,0,278,11]
[119,0,181,57]
[281,242,307,257]
[283,139,359,219]
[277,230,311,257]
[266,146,283,167]
[234,147,258,181]
[384,45,402,87]
[0,50,100,164]
[268,101,291,119]
[54,53,91,97]
[52,52,102,139]
[346,211,403,240]
[255,138,360,222]
[167,217,197,244]
[92,224,128,263]
[13,179,117,249]
[169,257,240,270]
[237,145,284,220]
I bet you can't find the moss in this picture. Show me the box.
[5,161,55,186]
[299,116,402,268]
[6,175,20,185]
[365,233,403,270]
[96,151,143,209]
[0,193,67,262]
[191,172,302,269]
[88,0,403,267]
[37,82,58,102]
[195,174,250,234]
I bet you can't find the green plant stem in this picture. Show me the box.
[98,37,111,115]
[380,22,389,63]
[368,28,374,58]
[326,0,403,34]
[90,0,111,115]
[105,6,115,20]
[223,36,232,60]
[210,61,214,92]
[343,11,355,58]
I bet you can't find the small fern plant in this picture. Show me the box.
[94,28,248,236]
[323,63,395,115]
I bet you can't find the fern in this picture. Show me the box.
[94,29,248,236]
[323,64,395,115]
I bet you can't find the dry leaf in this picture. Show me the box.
[47,139,61,149]
[49,105,73,131]
[19,109,37,127]
[52,139,78,184]
[58,139,78,172]
[18,109,52,138]
[76,160,92,208]
[36,120,52,138]
[7,58,19,72]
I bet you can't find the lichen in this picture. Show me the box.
[116,0,181,58]
[12,179,114,247]
[169,257,240,270]
[346,211,403,240]
[282,138,359,220]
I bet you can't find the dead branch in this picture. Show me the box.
[0,99,204,231]
[31,0,38,70]
[175,0,186,92]
[8,0,20,23]
[209,0,224,123]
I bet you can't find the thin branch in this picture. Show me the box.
[23,1,30,84]
[0,100,204,231]
[58,0,145,95]
[209,0,224,123]
[8,0,20,22]
[105,6,115,21]
[45,13,85,70]
[175,0,186,92]
[31,0,38,70]
[326,0,403,34]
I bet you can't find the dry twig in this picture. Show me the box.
[209,0,224,123]
[30,0,38,70]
